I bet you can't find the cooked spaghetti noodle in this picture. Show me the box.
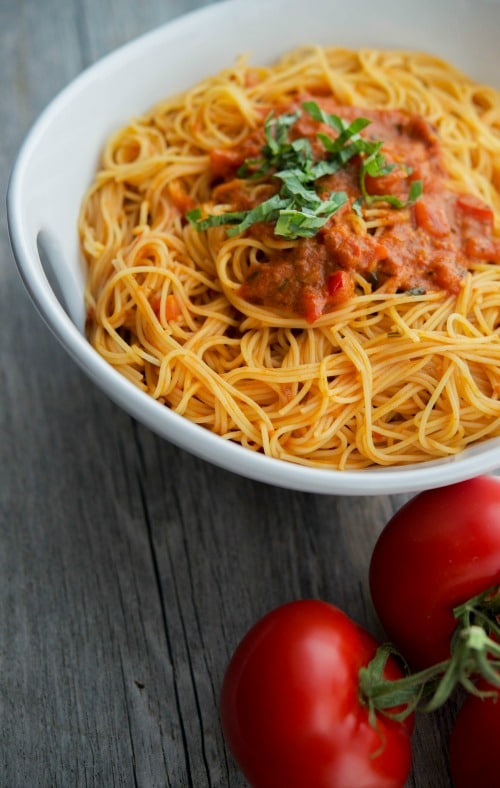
[80,46,500,469]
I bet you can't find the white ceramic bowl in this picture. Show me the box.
[7,0,500,495]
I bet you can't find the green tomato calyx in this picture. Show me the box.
[359,584,500,724]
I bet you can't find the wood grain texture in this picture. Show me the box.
[1,1,460,785]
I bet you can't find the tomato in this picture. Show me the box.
[220,600,413,788]
[364,166,409,197]
[209,147,245,178]
[449,682,500,788]
[369,476,500,670]
[413,195,450,238]
[327,270,347,296]
[302,288,327,323]
[456,193,494,223]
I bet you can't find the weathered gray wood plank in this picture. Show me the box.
[0,2,457,786]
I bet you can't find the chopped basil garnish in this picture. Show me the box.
[187,101,423,240]
[359,144,423,208]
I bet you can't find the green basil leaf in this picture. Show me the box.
[225,194,289,237]
[408,180,424,204]
[190,101,424,240]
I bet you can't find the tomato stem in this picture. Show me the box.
[360,584,500,721]
[453,585,500,640]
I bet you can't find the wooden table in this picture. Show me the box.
[1,2,461,785]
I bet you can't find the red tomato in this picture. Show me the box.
[456,193,494,223]
[327,270,346,296]
[369,476,500,670]
[302,288,327,323]
[209,147,245,177]
[449,683,500,788]
[413,195,450,238]
[364,166,408,197]
[220,600,413,788]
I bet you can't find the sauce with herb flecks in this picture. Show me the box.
[201,97,500,322]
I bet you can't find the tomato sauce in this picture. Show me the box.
[208,97,500,322]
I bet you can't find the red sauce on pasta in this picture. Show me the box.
[208,98,500,322]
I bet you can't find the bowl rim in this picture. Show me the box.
[7,0,500,495]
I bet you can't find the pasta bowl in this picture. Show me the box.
[7,0,500,495]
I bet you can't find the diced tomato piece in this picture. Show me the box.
[210,148,245,178]
[456,193,494,223]
[414,197,450,238]
[328,271,344,295]
[302,289,326,323]
[465,236,500,262]
[327,270,354,300]
[364,167,409,197]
